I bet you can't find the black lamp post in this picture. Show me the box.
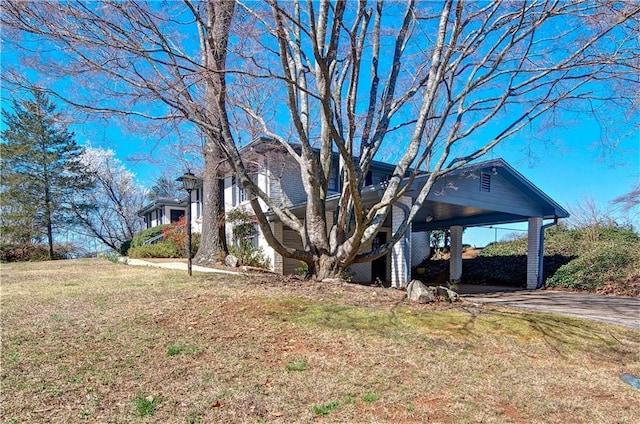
[177,172,198,276]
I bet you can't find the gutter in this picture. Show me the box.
[537,216,558,289]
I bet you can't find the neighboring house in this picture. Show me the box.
[137,191,204,232]
[139,137,569,289]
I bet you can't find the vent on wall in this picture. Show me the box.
[480,173,491,192]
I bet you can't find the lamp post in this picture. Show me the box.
[177,172,198,276]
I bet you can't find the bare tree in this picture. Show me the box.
[2,1,638,279]
[1,0,235,263]
[72,146,147,252]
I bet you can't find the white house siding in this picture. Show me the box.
[411,231,430,268]
[391,196,412,288]
[349,262,372,282]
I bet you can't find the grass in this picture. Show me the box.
[310,401,340,416]
[132,393,163,417]
[1,259,639,423]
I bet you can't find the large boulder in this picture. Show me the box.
[406,280,436,303]
[406,280,460,303]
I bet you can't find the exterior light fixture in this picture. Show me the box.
[176,172,198,276]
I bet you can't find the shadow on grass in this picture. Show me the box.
[457,305,637,360]
[277,297,637,361]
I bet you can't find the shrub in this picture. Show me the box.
[161,216,200,258]
[129,218,200,259]
[118,239,132,256]
[0,242,76,262]
[226,208,269,268]
[228,244,270,268]
[128,241,179,258]
[131,224,171,248]
[546,242,639,291]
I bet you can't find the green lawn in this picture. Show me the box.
[1,259,639,423]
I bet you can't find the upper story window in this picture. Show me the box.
[328,166,340,192]
[233,174,259,205]
[366,170,391,187]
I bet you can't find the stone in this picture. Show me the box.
[225,254,239,268]
[406,280,436,303]
[436,285,460,302]
[406,280,460,303]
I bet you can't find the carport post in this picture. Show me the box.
[527,217,543,289]
[449,226,463,283]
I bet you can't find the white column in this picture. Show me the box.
[527,217,543,289]
[267,222,283,274]
[411,231,431,268]
[391,196,412,289]
[449,226,463,283]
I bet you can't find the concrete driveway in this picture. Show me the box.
[462,289,640,329]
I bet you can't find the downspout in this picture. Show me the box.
[537,216,558,289]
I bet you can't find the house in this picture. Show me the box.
[137,191,204,232]
[139,137,569,289]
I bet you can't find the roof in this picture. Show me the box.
[265,158,569,230]
[136,197,187,216]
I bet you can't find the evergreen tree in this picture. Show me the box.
[148,175,183,200]
[0,90,93,259]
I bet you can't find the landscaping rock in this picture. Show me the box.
[225,254,239,268]
[406,280,436,303]
[406,280,460,303]
[436,285,460,302]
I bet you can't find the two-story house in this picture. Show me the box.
[139,137,568,289]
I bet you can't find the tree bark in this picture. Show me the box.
[193,137,226,265]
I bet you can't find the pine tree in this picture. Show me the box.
[0,90,94,259]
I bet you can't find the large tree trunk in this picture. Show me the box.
[192,0,235,265]
[193,139,225,265]
[308,253,341,281]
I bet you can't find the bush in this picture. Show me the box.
[128,218,200,259]
[131,224,172,248]
[546,242,639,291]
[128,241,180,258]
[0,242,76,262]
[226,208,269,269]
[119,239,132,256]
[161,216,200,258]
[228,244,270,268]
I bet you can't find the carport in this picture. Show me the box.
[400,159,570,289]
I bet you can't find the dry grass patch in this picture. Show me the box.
[1,259,639,423]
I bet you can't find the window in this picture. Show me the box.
[328,165,340,192]
[366,170,390,187]
[480,173,491,192]
[170,209,184,223]
[195,188,201,219]
[234,174,258,204]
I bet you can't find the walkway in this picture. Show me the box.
[463,289,640,329]
[124,258,241,275]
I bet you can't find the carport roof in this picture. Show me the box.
[407,159,569,231]
[273,158,569,231]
